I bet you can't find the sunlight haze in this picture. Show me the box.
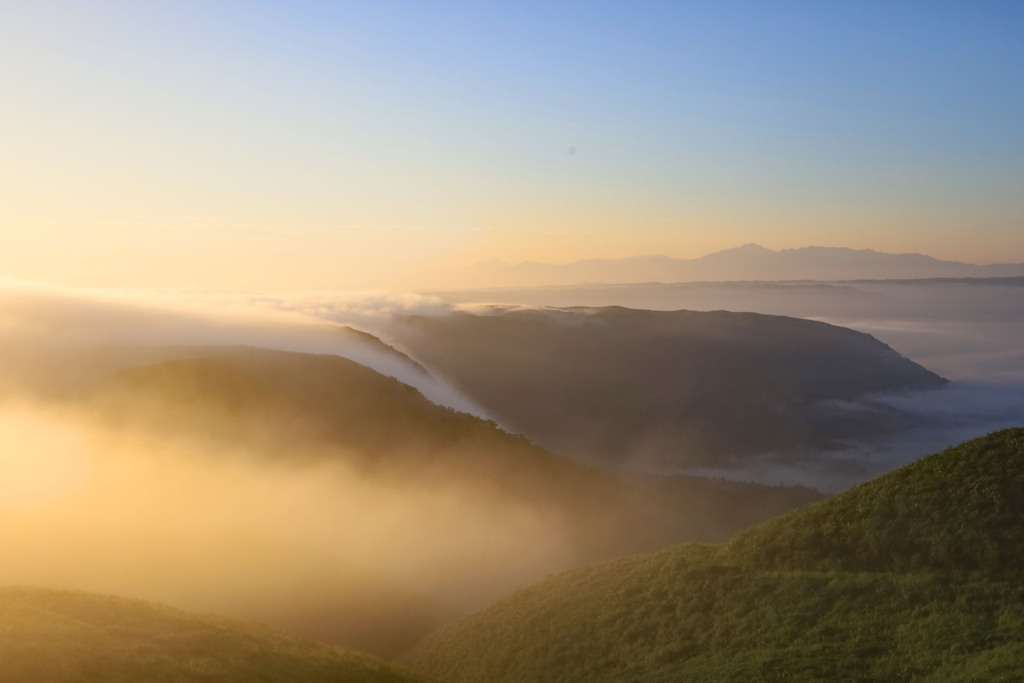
[4,5,1024,677]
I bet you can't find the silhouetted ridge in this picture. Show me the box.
[727,428,1024,574]
[408,244,1024,289]
[391,306,947,467]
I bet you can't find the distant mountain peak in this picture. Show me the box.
[405,244,1024,290]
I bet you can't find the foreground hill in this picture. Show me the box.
[408,429,1024,682]
[0,586,431,683]
[34,346,817,656]
[388,306,946,468]
[726,428,1024,575]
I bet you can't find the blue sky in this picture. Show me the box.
[2,1,1022,288]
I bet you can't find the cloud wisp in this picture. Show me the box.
[0,281,490,418]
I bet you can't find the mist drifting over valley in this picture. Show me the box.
[427,277,1024,487]
[2,251,1024,679]
[0,283,576,654]
[1,280,830,654]
[4,0,1024,678]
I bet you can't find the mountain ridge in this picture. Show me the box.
[407,244,1024,289]
[387,305,947,472]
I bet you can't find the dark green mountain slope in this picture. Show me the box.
[408,429,1024,683]
[388,306,946,468]
[727,428,1024,574]
[0,586,433,683]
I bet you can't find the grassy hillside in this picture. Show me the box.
[727,428,1024,574]
[0,586,433,683]
[388,306,946,468]
[408,429,1024,683]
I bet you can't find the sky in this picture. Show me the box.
[2,1,1023,290]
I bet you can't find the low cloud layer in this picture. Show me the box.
[4,278,1024,534]
[679,382,1024,492]
[0,286,605,651]
[0,281,490,418]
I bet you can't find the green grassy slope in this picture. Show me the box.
[0,586,433,683]
[408,429,1024,683]
[727,428,1024,574]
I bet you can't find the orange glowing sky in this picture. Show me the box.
[2,2,1023,290]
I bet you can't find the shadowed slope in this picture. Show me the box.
[389,306,946,468]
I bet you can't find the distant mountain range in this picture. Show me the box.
[408,244,1024,289]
